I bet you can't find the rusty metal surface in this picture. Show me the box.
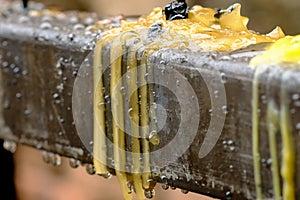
[1,1,300,199]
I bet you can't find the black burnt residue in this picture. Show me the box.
[22,0,28,8]
[214,4,235,19]
[163,0,189,21]
[214,9,224,19]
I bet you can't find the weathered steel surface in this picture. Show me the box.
[0,1,300,199]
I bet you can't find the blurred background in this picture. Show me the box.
[2,0,300,199]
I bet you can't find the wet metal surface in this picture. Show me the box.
[0,0,300,199]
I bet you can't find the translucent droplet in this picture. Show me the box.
[209,109,213,116]
[40,22,52,30]
[84,17,94,25]
[266,158,272,167]
[86,164,95,175]
[16,93,22,99]
[69,158,80,168]
[214,90,219,98]
[52,93,60,100]
[227,140,233,145]
[226,191,232,198]
[3,140,17,153]
[161,184,169,190]
[102,172,112,179]
[18,16,29,23]
[42,151,51,164]
[181,189,189,194]
[296,123,300,130]
[128,107,133,115]
[220,72,227,83]
[148,131,160,146]
[144,190,155,199]
[229,165,234,172]
[160,60,166,65]
[24,109,32,116]
[222,105,228,114]
[144,73,149,79]
[52,154,62,166]
[73,24,85,31]
[69,16,79,24]
[294,101,300,107]
[68,33,75,41]
[127,181,134,192]
[176,80,180,86]
[292,93,300,100]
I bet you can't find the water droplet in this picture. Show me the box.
[2,61,9,68]
[144,73,149,79]
[101,172,112,179]
[171,187,176,190]
[69,16,79,24]
[24,109,32,116]
[220,72,227,83]
[220,55,231,61]
[266,158,272,166]
[225,191,232,199]
[36,143,43,149]
[42,151,51,164]
[296,123,300,130]
[3,140,17,153]
[148,131,160,146]
[214,90,219,98]
[16,93,22,99]
[161,184,169,190]
[13,67,20,74]
[2,40,8,47]
[18,16,29,23]
[41,16,53,22]
[229,165,234,172]
[160,60,166,65]
[40,22,52,30]
[294,101,300,107]
[127,107,133,115]
[144,190,155,199]
[98,102,105,109]
[22,70,28,76]
[292,93,300,100]
[120,86,126,94]
[73,23,85,31]
[176,80,180,86]
[222,105,228,114]
[53,93,60,100]
[261,95,267,104]
[181,189,189,194]
[86,164,96,175]
[209,109,213,116]
[52,154,62,166]
[68,33,75,41]
[84,17,94,25]
[69,158,80,168]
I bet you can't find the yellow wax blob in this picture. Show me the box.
[94,3,284,52]
[251,35,300,66]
